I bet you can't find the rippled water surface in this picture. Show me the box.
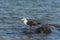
[0,0,60,40]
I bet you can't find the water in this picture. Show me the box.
[0,0,60,40]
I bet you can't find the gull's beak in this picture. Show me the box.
[21,18,26,21]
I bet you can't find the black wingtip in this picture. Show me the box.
[37,23,41,24]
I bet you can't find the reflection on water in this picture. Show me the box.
[0,0,60,40]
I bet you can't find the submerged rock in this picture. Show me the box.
[48,24,60,28]
[47,24,60,31]
[23,30,33,34]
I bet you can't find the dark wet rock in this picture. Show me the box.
[35,26,51,34]
[45,24,60,31]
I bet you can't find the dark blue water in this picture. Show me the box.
[0,0,60,40]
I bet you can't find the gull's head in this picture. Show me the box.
[21,18,27,24]
[21,18,27,21]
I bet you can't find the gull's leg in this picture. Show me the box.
[29,26,32,32]
[27,26,33,33]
